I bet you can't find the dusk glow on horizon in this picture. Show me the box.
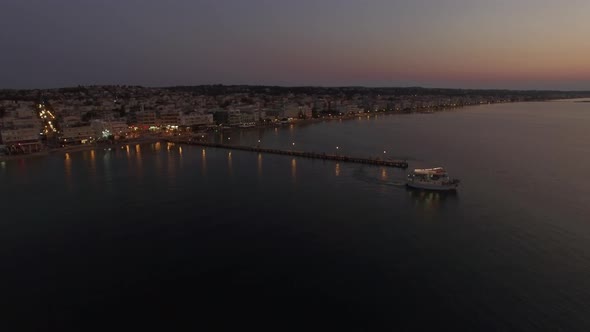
[2,0,590,90]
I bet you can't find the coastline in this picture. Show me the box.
[0,137,160,162]
[0,99,571,162]
[235,102,488,132]
[0,150,50,162]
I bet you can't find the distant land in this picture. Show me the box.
[2,84,590,159]
[2,85,590,101]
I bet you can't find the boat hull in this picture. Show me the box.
[406,182,458,191]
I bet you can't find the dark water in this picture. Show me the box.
[2,100,590,330]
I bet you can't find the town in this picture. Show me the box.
[1,85,588,157]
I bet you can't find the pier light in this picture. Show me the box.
[292,142,295,146]
[336,146,339,150]
[258,139,261,143]
[384,150,386,154]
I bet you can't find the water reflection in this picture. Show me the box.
[291,158,297,183]
[89,150,97,179]
[103,150,113,191]
[135,144,143,180]
[155,142,161,151]
[168,149,176,185]
[126,145,130,158]
[380,167,388,181]
[201,149,207,175]
[257,153,262,177]
[155,144,163,172]
[178,146,183,170]
[228,151,233,176]
[406,188,458,212]
[335,163,341,176]
[64,153,72,189]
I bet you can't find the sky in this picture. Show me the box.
[1,0,589,90]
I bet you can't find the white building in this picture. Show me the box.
[60,125,95,144]
[283,104,312,118]
[240,112,258,124]
[1,128,40,144]
[227,110,242,126]
[109,121,130,137]
[1,108,41,130]
[159,111,180,126]
[179,112,214,127]
[135,111,157,127]
[0,127,42,153]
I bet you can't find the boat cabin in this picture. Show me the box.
[409,167,450,181]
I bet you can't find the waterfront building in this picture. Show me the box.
[227,110,242,126]
[159,111,180,127]
[179,112,214,127]
[1,108,41,130]
[0,128,42,153]
[263,109,282,120]
[59,125,95,145]
[135,111,157,128]
[0,104,43,153]
[239,112,257,124]
[90,120,129,139]
[211,109,243,126]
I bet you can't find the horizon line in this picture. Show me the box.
[1,84,589,94]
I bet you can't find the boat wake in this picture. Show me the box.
[387,180,407,187]
[352,167,407,188]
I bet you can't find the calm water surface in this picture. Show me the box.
[2,100,590,330]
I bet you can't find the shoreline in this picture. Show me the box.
[0,99,568,162]
[0,137,160,162]
[233,101,498,133]
[0,150,50,161]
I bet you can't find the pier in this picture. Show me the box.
[166,138,409,169]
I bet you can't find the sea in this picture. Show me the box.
[2,100,590,330]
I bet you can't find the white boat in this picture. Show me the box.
[406,167,460,191]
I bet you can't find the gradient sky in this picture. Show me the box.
[2,0,589,90]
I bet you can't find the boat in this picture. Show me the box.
[406,167,460,191]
